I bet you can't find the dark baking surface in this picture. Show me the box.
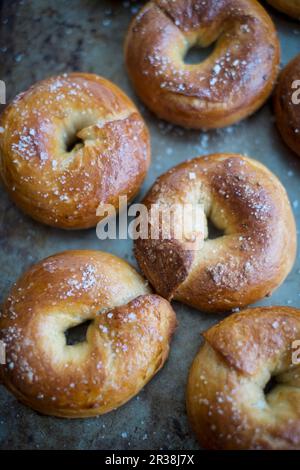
[0,0,299,450]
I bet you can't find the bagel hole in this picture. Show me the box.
[264,375,278,396]
[65,133,84,153]
[65,320,92,345]
[184,43,216,65]
[207,218,225,240]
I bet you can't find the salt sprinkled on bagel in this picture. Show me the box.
[125,0,280,129]
[187,306,300,449]
[134,153,296,313]
[0,73,151,229]
[0,250,177,418]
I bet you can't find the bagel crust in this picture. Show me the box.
[187,307,300,450]
[125,0,280,129]
[266,0,300,19]
[134,153,296,313]
[0,251,177,418]
[0,73,150,229]
[274,54,300,157]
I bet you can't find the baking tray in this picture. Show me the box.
[0,0,299,450]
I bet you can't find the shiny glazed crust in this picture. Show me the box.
[0,250,177,418]
[0,73,151,229]
[134,153,296,313]
[186,307,300,450]
[266,0,300,19]
[125,0,280,129]
[274,54,300,157]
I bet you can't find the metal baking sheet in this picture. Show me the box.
[0,0,299,450]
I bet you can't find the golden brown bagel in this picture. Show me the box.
[266,0,300,19]
[134,154,296,313]
[0,73,150,229]
[0,250,177,418]
[274,54,300,157]
[187,306,300,450]
[125,0,280,129]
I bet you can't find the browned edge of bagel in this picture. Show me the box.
[274,54,300,157]
[266,0,300,19]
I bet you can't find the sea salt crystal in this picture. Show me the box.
[213,64,221,75]
[99,325,108,333]
[27,371,34,382]
[241,24,250,33]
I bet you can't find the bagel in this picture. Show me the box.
[187,306,300,450]
[134,153,296,313]
[0,250,177,418]
[0,73,150,229]
[125,0,280,129]
[266,0,300,19]
[274,54,300,157]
